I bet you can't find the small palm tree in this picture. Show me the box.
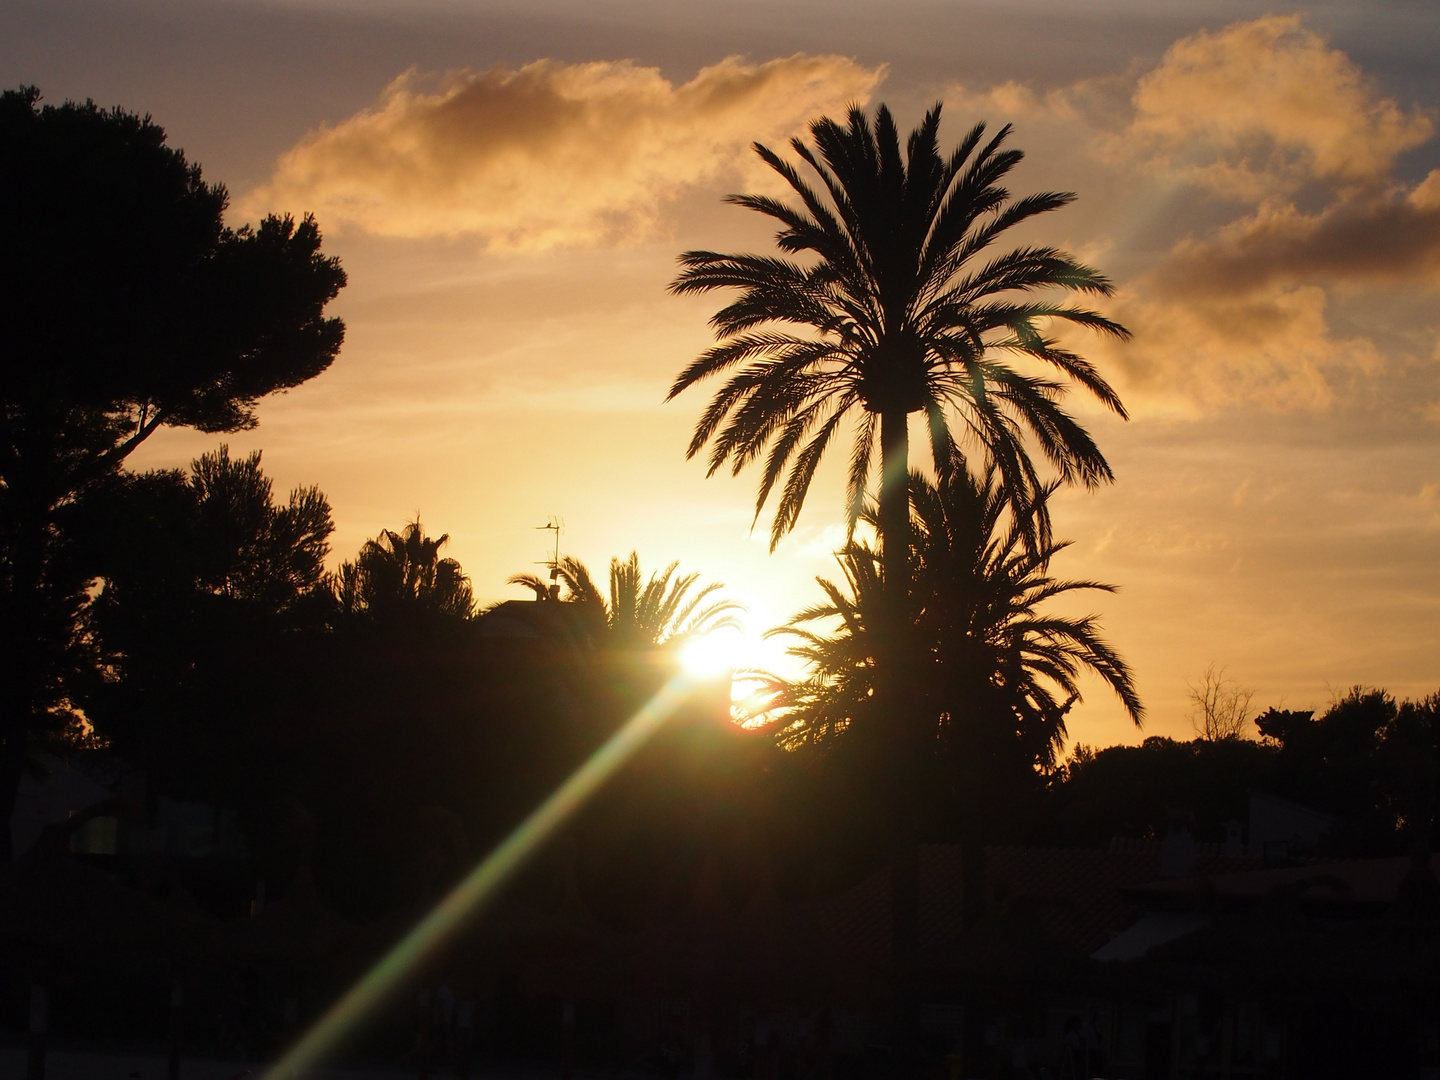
[335,521,474,619]
[510,552,741,649]
[913,465,1141,757]
[767,463,1141,922]
[762,542,884,751]
[771,466,1140,754]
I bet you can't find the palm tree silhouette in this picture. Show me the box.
[668,103,1128,568]
[774,465,1140,745]
[510,552,742,650]
[334,521,475,619]
[768,460,1142,921]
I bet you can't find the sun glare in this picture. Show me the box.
[681,627,745,678]
[681,627,793,721]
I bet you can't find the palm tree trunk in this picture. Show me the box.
[879,408,920,1074]
[878,409,911,617]
[878,408,916,952]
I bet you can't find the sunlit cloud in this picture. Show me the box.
[1153,173,1440,298]
[1101,281,1382,412]
[953,16,1440,414]
[242,55,884,247]
[943,78,1081,124]
[948,14,1432,201]
[1111,14,1432,199]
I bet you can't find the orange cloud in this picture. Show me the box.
[1012,17,1438,412]
[1154,174,1440,298]
[1102,281,1382,412]
[242,55,884,246]
[1117,14,1432,198]
[943,79,1081,123]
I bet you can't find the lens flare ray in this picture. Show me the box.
[261,674,698,1080]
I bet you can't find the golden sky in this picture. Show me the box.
[8,1,1440,746]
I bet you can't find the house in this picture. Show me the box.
[1245,790,1338,863]
[9,754,113,859]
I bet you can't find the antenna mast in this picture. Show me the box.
[535,517,563,599]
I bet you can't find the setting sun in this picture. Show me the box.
[680,625,753,678]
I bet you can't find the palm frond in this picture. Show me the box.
[764,463,1142,759]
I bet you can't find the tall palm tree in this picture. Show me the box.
[335,520,475,619]
[768,461,1142,920]
[510,552,742,650]
[672,105,1129,1011]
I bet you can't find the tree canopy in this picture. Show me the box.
[0,86,345,484]
[334,521,476,620]
[0,86,347,856]
[80,448,336,793]
[510,551,741,649]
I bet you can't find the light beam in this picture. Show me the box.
[261,674,698,1080]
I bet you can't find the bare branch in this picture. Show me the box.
[1187,662,1255,741]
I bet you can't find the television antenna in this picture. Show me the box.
[535,517,563,599]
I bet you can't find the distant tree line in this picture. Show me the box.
[1043,688,1440,861]
[66,439,752,921]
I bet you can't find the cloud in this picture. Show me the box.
[1104,281,1382,412]
[1152,173,1440,298]
[242,55,884,247]
[943,79,1080,124]
[1114,15,1432,199]
[946,18,1440,414]
[1033,17,1437,412]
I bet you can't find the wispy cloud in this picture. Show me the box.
[1103,280,1382,411]
[242,55,884,247]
